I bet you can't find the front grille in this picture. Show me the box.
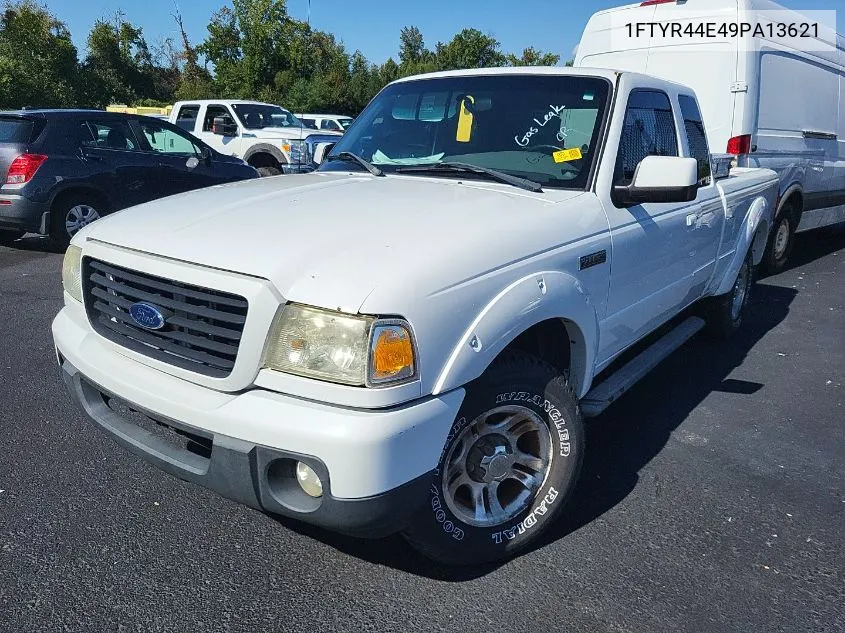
[83,258,248,378]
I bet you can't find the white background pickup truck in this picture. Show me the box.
[170,100,342,176]
[54,67,778,566]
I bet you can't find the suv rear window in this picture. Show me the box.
[0,117,40,143]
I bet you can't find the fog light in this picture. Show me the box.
[295,462,323,498]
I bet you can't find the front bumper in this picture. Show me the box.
[0,193,49,233]
[52,305,464,537]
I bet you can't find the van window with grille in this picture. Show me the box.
[678,94,711,186]
[615,90,678,186]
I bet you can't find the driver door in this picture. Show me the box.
[196,104,240,156]
[595,89,699,365]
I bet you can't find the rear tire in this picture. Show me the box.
[403,351,584,566]
[704,249,754,339]
[763,204,797,274]
[256,166,282,177]
[50,194,106,249]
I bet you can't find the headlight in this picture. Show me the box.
[61,245,83,303]
[283,140,307,164]
[264,304,416,387]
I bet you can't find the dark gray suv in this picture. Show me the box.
[0,110,259,247]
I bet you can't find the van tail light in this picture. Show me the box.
[640,0,676,5]
[6,153,47,184]
[726,135,752,156]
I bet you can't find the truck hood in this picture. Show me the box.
[81,173,585,313]
[247,127,343,141]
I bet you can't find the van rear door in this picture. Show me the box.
[575,0,742,153]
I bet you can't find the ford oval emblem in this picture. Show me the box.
[129,302,167,330]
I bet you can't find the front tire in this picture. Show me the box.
[704,249,754,339]
[403,352,584,566]
[256,166,282,177]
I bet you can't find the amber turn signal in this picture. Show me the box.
[370,325,415,383]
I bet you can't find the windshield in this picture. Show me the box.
[339,118,353,129]
[231,104,303,129]
[320,74,611,189]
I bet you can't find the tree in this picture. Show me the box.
[434,29,505,71]
[399,26,425,65]
[505,47,560,67]
[0,1,80,108]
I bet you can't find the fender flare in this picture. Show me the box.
[243,143,287,166]
[716,195,770,294]
[777,182,804,218]
[431,271,600,399]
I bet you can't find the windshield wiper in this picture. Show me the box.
[329,152,384,177]
[395,161,542,193]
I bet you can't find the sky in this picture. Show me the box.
[45,0,844,66]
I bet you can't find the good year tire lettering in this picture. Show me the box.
[429,484,464,541]
[491,487,559,544]
[497,392,571,457]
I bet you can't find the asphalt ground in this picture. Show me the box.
[0,225,843,632]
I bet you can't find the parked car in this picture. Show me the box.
[170,100,343,176]
[53,67,778,565]
[295,114,354,133]
[575,0,845,272]
[0,110,258,246]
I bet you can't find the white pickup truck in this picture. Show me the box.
[169,100,342,176]
[53,67,778,565]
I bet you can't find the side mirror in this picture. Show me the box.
[200,146,213,164]
[612,156,699,207]
[212,117,238,137]
[312,142,337,165]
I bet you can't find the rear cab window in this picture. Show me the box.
[614,89,679,186]
[678,94,712,186]
[175,105,201,132]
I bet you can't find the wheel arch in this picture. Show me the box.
[777,183,804,221]
[431,271,599,399]
[716,195,770,293]
[49,185,111,214]
[243,144,286,168]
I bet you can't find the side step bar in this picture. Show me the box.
[580,316,706,418]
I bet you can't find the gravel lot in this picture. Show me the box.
[0,226,843,632]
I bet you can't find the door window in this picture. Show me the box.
[81,120,139,151]
[203,105,234,132]
[678,95,712,186]
[321,119,342,131]
[133,119,201,156]
[614,90,678,186]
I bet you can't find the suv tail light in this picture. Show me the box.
[6,153,47,184]
[726,135,752,156]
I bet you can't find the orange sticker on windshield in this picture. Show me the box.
[553,148,583,163]
[456,96,474,143]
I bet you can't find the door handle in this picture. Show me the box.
[686,213,697,227]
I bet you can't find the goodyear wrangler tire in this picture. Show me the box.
[403,351,584,566]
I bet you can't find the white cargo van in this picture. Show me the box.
[575,0,845,272]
